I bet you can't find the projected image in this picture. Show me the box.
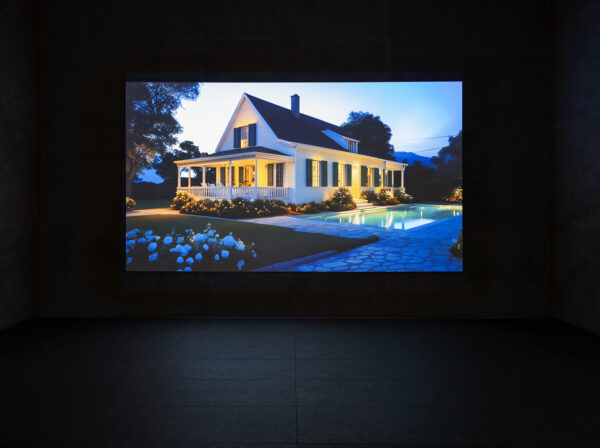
[125,82,462,272]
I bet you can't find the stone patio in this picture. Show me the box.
[243,214,463,272]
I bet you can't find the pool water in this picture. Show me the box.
[304,204,462,230]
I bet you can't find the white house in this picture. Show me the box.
[174,93,407,203]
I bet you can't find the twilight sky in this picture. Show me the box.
[140,81,462,182]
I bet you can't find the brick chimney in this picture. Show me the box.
[291,94,300,118]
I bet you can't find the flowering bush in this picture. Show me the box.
[392,189,414,203]
[444,186,463,204]
[180,198,288,218]
[125,225,256,271]
[450,229,463,257]
[329,188,356,211]
[171,191,194,210]
[126,197,136,210]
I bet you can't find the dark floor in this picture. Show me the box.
[1,319,599,447]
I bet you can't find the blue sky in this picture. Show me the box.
[139,82,462,183]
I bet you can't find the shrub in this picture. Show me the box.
[125,197,136,210]
[171,191,194,210]
[181,197,289,218]
[360,189,378,203]
[376,188,391,204]
[450,229,463,257]
[329,187,356,211]
[393,189,414,203]
[444,186,463,204]
[125,225,256,271]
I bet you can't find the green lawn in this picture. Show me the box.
[133,199,173,210]
[126,214,377,271]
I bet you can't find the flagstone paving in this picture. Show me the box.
[243,214,463,272]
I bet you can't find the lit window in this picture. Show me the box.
[347,140,357,153]
[367,168,372,186]
[312,160,320,187]
[240,126,249,148]
[338,163,345,186]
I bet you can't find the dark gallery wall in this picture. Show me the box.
[0,2,40,329]
[555,0,600,334]
[37,0,556,318]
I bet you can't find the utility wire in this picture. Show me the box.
[395,135,452,141]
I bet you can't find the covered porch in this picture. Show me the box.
[174,148,294,201]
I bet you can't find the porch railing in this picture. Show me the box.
[179,186,291,200]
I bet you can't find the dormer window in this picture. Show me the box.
[347,140,357,153]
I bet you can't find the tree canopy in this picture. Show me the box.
[404,130,462,201]
[340,111,394,159]
[153,140,208,185]
[125,82,201,196]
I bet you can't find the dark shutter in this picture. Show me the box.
[332,162,338,187]
[239,166,244,184]
[232,167,235,185]
[393,170,400,187]
[233,127,241,148]
[306,159,312,186]
[249,123,257,146]
[388,171,393,187]
[220,167,226,185]
[361,166,368,187]
[320,160,327,187]
[346,164,352,186]
[267,163,274,187]
[276,163,284,187]
[374,168,380,187]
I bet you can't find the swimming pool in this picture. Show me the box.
[303,204,462,230]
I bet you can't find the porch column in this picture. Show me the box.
[202,166,206,185]
[401,168,405,190]
[228,160,232,199]
[254,158,258,200]
[188,166,192,188]
[177,165,181,189]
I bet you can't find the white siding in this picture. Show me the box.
[216,95,295,156]
[293,145,404,203]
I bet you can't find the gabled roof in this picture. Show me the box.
[245,93,396,161]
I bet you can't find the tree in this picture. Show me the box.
[404,131,462,201]
[340,111,394,159]
[125,82,201,196]
[153,140,208,187]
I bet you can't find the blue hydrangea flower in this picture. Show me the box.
[214,254,220,261]
[137,237,147,243]
[237,259,245,270]
[195,252,203,261]
[163,236,173,245]
[148,242,157,252]
[177,236,184,244]
[186,257,194,264]
[203,244,209,251]
[126,257,132,264]
[221,235,236,247]
[235,241,245,251]
[176,256,184,264]
[184,266,192,272]
[194,233,207,242]
[144,230,153,238]
[221,250,229,259]
[148,252,158,262]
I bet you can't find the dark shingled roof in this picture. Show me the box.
[245,93,396,161]
[188,146,289,160]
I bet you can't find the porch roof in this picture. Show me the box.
[174,146,293,165]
